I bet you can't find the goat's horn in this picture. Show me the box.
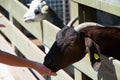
[74,22,104,32]
[67,17,79,27]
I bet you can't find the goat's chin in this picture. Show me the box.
[51,68,60,72]
[24,19,35,23]
[49,66,61,72]
[46,67,60,72]
[44,64,61,72]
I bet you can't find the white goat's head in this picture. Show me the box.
[23,0,49,22]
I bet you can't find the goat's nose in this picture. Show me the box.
[23,17,27,22]
[23,16,28,20]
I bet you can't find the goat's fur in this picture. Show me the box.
[43,22,120,72]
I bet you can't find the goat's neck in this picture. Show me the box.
[46,8,65,28]
[84,27,120,46]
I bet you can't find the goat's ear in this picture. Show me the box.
[86,39,101,71]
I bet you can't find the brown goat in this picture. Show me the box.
[43,20,120,72]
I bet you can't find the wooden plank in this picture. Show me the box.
[50,70,73,80]
[0,64,15,80]
[74,68,82,80]
[0,35,15,80]
[42,20,60,48]
[113,60,120,79]
[0,0,43,40]
[100,0,120,16]
[71,0,120,16]
[71,0,101,9]
[73,54,98,80]
[70,1,79,19]
[70,1,79,26]
[0,34,39,80]
[0,13,73,80]
[8,67,39,80]
[0,13,45,62]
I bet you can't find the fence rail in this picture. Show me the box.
[0,0,120,80]
[71,0,120,16]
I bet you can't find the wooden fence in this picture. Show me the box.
[0,0,120,80]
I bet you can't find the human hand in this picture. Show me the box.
[0,23,5,27]
[33,62,57,76]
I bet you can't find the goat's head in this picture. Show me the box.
[43,18,103,72]
[23,0,49,22]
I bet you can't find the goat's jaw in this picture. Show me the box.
[24,19,35,23]
[23,16,35,23]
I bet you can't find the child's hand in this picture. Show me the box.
[33,62,57,76]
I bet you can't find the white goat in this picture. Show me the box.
[23,0,64,28]
[24,0,49,22]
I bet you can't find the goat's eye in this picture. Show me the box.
[34,9,40,14]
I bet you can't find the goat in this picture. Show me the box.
[24,1,79,75]
[43,20,120,72]
[23,0,64,28]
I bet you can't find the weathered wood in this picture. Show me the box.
[100,0,120,16]
[0,13,45,62]
[74,68,82,80]
[70,1,79,26]
[73,54,98,80]
[0,0,43,40]
[71,0,120,16]
[0,34,40,80]
[71,0,101,9]
[0,13,73,80]
[0,34,15,80]
[70,1,79,18]
[42,20,60,48]
[50,70,73,80]
[0,64,15,80]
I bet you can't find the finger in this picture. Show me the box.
[48,71,57,76]
[40,67,57,76]
[0,24,5,27]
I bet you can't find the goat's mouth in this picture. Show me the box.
[50,67,60,72]
[44,63,61,72]
[24,19,35,23]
